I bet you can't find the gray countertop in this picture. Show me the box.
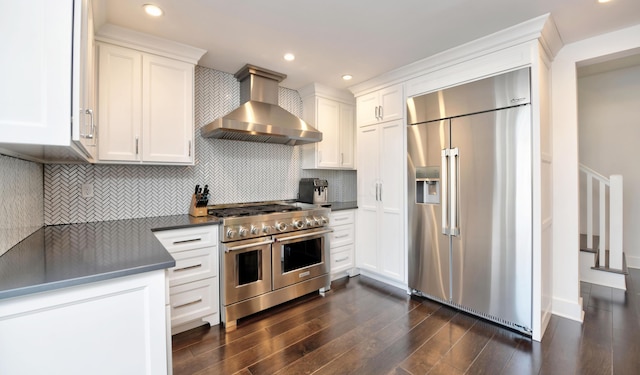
[328,201,358,211]
[0,215,220,300]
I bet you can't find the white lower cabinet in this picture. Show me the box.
[329,210,356,280]
[154,225,220,334]
[0,270,168,374]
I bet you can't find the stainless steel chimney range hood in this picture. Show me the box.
[200,64,322,146]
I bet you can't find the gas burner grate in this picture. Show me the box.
[208,203,301,218]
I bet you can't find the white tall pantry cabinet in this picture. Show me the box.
[355,86,406,287]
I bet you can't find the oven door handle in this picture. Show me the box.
[225,239,274,252]
[274,229,334,243]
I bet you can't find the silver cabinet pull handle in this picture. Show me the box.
[173,238,201,245]
[188,140,192,157]
[174,264,202,272]
[82,109,95,139]
[334,234,349,239]
[173,298,202,309]
[135,137,139,155]
[379,183,382,201]
[379,106,383,120]
[374,106,379,120]
[335,257,349,262]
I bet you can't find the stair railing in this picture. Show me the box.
[580,164,623,270]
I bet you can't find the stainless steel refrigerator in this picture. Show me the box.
[407,68,533,335]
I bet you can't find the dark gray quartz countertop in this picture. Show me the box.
[328,201,358,211]
[0,215,220,300]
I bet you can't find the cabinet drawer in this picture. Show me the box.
[330,244,354,274]
[154,225,217,253]
[330,224,354,248]
[169,278,218,327]
[329,210,355,226]
[167,247,217,287]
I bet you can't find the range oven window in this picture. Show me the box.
[281,237,323,273]
[237,249,262,285]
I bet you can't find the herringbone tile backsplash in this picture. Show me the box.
[44,66,356,225]
[0,155,43,256]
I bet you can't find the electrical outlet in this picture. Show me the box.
[81,183,94,198]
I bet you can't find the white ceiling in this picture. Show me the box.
[93,0,640,91]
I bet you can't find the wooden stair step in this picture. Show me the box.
[591,249,629,275]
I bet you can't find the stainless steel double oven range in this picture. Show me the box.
[208,202,332,330]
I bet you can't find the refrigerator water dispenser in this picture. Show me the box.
[415,166,440,204]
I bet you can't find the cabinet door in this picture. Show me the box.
[379,84,404,123]
[356,125,380,272]
[142,54,194,164]
[356,92,379,127]
[71,0,97,159]
[339,103,355,168]
[0,0,73,146]
[379,120,405,282]
[315,97,341,168]
[97,43,142,161]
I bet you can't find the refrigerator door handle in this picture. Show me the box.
[450,147,460,236]
[441,149,449,235]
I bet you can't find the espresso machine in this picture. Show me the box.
[299,178,328,204]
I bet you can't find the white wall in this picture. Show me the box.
[552,24,640,322]
[578,63,640,267]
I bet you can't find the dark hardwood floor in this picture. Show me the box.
[172,269,640,375]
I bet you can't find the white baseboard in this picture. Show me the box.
[358,269,408,292]
[551,296,583,323]
[626,254,640,269]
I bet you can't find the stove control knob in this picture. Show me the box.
[250,225,260,235]
[262,224,271,234]
[313,216,320,225]
[319,216,328,225]
[275,222,288,232]
[305,218,314,227]
[293,219,304,229]
[238,226,248,237]
[226,229,237,239]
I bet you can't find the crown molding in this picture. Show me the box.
[349,14,563,98]
[95,24,207,64]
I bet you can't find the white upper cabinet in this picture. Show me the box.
[72,0,97,160]
[0,0,95,162]
[142,54,194,163]
[356,83,403,127]
[300,83,355,170]
[95,25,205,165]
[97,43,142,162]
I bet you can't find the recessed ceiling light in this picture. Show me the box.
[284,53,295,61]
[598,0,612,3]
[143,4,164,17]
[342,74,353,81]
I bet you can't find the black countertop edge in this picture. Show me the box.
[0,215,221,301]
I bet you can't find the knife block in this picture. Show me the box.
[189,194,208,217]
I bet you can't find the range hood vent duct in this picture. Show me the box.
[200,64,322,146]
